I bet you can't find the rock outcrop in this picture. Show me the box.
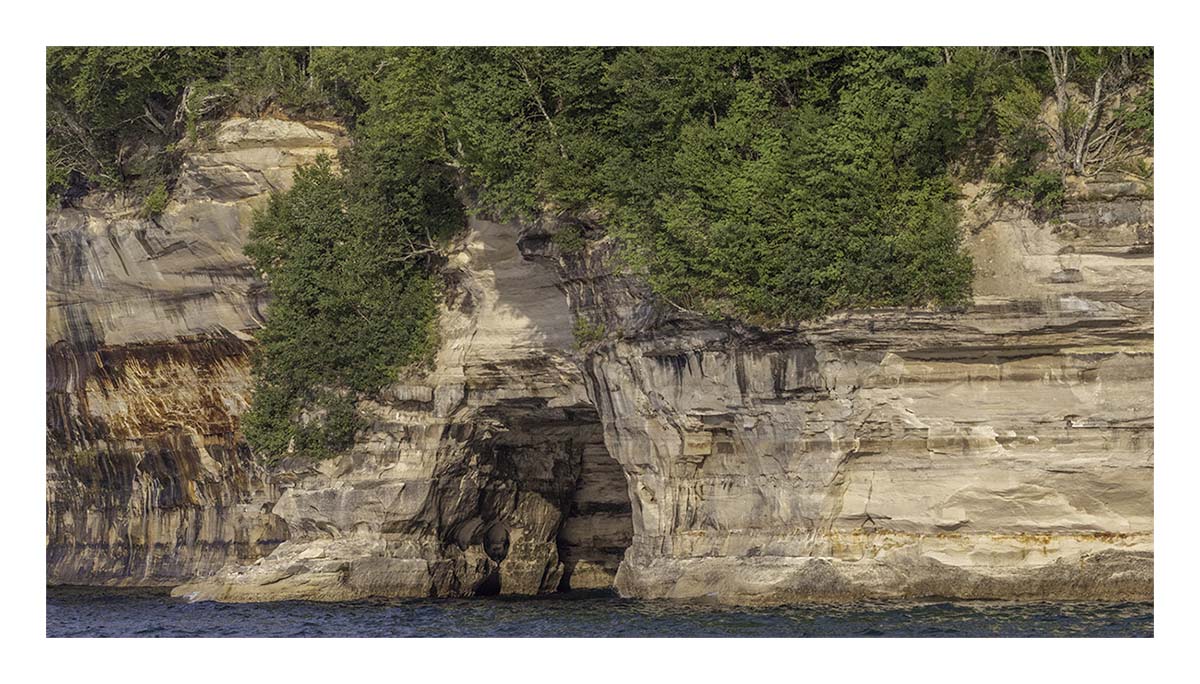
[47,116,1151,603]
[174,219,632,601]
[554,178,1153,603]
[46,118,343,584]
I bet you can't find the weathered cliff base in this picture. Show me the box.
[48,117,1152,604]
[617,548,1151,604]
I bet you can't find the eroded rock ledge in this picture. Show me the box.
[547,177,1153,603]
[47,117,1151,603]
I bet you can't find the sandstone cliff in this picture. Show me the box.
[559,177,1153,602]
[47,117,1152,603]
[175,218,632,601]
[46,118,342,584]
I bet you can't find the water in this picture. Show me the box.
[46,586,1152,637]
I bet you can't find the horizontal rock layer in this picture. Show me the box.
[46,118,343,584]
[557,178,1153,603]
[47,117,1152,603]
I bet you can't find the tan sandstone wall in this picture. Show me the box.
[47,116,1151,603]
[46,118,344,584]
[559,175,1152,603]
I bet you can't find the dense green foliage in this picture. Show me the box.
[242,156,460,461]
[982,48,1153,211]
[48,46,1152,461]
[986,77,1066,213]
[46,47,328,201]
[140,181,170,218]
[573,317,607,348]
[428,47,1149,318]
[434,47,999,318]
[47,47,223,197]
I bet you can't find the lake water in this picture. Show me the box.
[46,586,1153,637]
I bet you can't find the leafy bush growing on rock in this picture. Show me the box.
[140,182,169,218]
[551,225,587,254]
[573,317,607,348]
[242,154,461,463]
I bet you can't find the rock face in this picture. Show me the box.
[554,179,1154,603]
[174,219,633,601]
[46,116,1151,603]
[46,118,344,584]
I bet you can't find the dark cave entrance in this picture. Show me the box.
[452,401,633,596]
[474,568,503,596]
[553,409,633,592]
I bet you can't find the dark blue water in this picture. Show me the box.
[46,586,1152,637]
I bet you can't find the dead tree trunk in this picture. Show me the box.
[1035,47,1145,177]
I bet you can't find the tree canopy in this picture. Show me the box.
[47,46,1153,461]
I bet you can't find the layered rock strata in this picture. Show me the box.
[549,177,1153,603]
[46,118,343,584]
[47,115,1152,603]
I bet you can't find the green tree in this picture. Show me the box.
[46,46,331,201]
[242,155,461,462]
[46,47,230,196]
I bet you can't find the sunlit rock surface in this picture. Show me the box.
[558,176,1153,603]
[47,116,1151,602]
[46,118,343,584]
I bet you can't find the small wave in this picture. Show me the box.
[45,588,1154,638]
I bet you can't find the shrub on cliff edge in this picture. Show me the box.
[242,155,461,463]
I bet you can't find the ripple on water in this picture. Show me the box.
[45,587,1153,638]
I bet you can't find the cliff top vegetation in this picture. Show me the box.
[46,46,1153,461]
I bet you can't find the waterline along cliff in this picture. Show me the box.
[46,47,1153,604]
